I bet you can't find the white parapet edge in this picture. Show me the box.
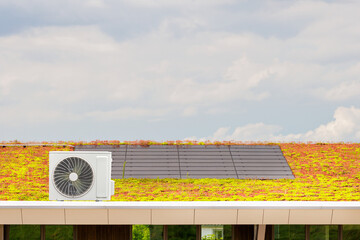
[0,201,360,209]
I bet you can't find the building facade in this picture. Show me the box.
[1,201,360,240]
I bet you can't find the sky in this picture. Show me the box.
[0,0,360,142]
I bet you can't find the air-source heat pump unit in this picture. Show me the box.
[49,151,115,200]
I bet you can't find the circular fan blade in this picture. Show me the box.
[53,157,94,198]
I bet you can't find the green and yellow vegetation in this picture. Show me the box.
[0,142,359,201]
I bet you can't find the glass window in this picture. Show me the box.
[46,225,73,240]
[309,225,337,240]
[168,225,196,240]
[8,225,41,240]
[223,225,232,240]
[150,225,163,240]
[343,225,360,240]
[274,225,305,240]
[201,225,223,240]
[133,225,151,240]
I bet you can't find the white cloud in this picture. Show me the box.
[168,65,271,105]
[1,1,360,141]
[198,106,360,142]
[0,25,278,125]
[202,123,282,142]
[0,0,107,9]
[212,127,230,139]
[295,106,360,142]
[315,81,360,101]
[158,17,206,35]
[86,107,170,120]
[0,105,82,126]
[0,26,150,124]
[86,0,106,8]
[121,0,235,8]
[224,57,275,87]
[182,106,197,117]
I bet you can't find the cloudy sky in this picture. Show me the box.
[1,0,360,142]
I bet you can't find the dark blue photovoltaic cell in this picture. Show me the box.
[75,145,294,179]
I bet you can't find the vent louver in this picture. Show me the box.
[53,157,94,198]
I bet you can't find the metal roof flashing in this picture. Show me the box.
[1,201,360,209]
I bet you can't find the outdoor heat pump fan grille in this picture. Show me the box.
[53,157,94,198]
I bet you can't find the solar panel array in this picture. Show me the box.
[75,145,294,179]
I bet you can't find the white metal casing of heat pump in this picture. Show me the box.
[49,151,115,201]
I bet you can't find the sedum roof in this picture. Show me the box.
[0,142,359,201]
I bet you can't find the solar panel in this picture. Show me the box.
[230,145,294,179]
[75,145,294,179]
[124,145,180,179]
[178,145,237,179]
